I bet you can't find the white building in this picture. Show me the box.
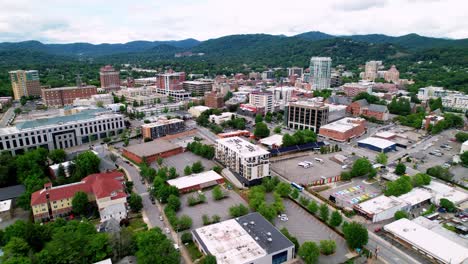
[384,218,468,264]
[216,137,270,186]
[188,106,211,118]
[442,94,468,110]
[167,170,224,193]
[422,180,468,206]
[417,86,446,100]
[99,203,127,222]
[209,112,236,125]
[249,92,274,113]
[310,57,332,90]
[354,195,409,223]
[192,212,295,264]
[127,102,185,116]
[461,140,468,154]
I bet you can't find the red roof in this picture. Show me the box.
[31,171,125,206]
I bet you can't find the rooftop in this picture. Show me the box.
[0,199,12,212]
[320,117,365,133]
[259,134,283,147]
[374,131,396,139]
[217,137,270,157]
[354,195,405,214]
[384,218,468,264]
[358,137,396,149]
[123,139,180,157]
[141,118,184,128]
[42,85,96,91]
[398,188,433,207]
[167,170,223,190]
[192,212,294,264]
[0,185,25,201]
[423,181,468,205]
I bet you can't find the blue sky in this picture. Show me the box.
[0,0,466,44]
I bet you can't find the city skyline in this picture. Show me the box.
[1,0,467,44]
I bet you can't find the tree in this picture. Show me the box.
[181,232,192,244]
[319,204,329,222]
[168,167,178,179]
[203,255,217,264]
[167,194,181,211]
[280,228,300,253]
[351,158,373,178]
[14,108,21,114]
[184,165,192,175]
[329,211,343,227]
[395,163,406,175]
[307,200,318,214]
[129,193,143,213]
[440,198,456,212]
[343,222,369,249]
[319,240,337,255]
[178,215,193,230]
[20,96,27,106]
[2,237,31,261]
[192,161,204,173]
[212,186,225,200]
[394,211,408,220]
[461,151,468,167]
[229,204,249,217]
[255,114,263,123]
[257,202,277,222]
[136,228,180,264]
[156,157,164,166]
[298,241,320,264]
[427,166,453,181]
[385,176,413,197]
[254,122,270,138]
[275,182,292,197]
[274,126,282,134]
[291,189,299,199]
[375,153,388,165]
[455,132,468,143]
[412,173,431,187]
[48,149,67,164]
[72,191,89,215]
[73,151,100,180]
[212,165,222,174]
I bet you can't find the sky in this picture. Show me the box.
[0,0,467,44]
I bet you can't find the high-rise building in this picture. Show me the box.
[141,118,185,140]
[364,61,382,81]
[99,65,121,92]
[309,57,332,90]
[384,65,400,83]
[156,70,186,94]
[249,91,274,113]
[182,80,213,96]
[9,70,41,100]
[204,91,224,108]
[41,85,98,107]
[286,100,329,132]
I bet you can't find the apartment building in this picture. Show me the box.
[100,65,121,92]
[215,137,270,186]
[442,94,468,110]
[156,71,186,94]
[31,171,127,223]
[287,67,303,78]
[0,109,124,155]
[363,61,382,81]
[384,65,400,83]
[249,91,274,113]
[417,86,446,100]
[126,101,185,116]
[9,70,41,100]
[182,80,214,96]
[261,70,275,80]
[41,85,98,107]
[309,57,332,90]
[286,101,329,132]
[141,118,185,140]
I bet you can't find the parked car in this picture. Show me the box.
[159,216,163,221]
[165,228,170,234]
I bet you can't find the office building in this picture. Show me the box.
[216,137,270,186]
[309,57,332,90]
[141,118,184,140]
[363,61,382,81]
[417,86,446,100]
[188,106,211,118]
[261,70,275,80]
[115,87,168,105]
[204,91,224,108]
[9,70,41,100]
[384,65,400,83]
[99,65,121,92]
[167,170,224,193]
[319,117,366,142]
[249,91,274,113]
[156,71,186,94]
[31,171,127,223]
[209,112,236,125]
[192,212,295,264]
[126,101,185,116]
[286,100,329,132]
[0,109,124,155]
[41,85,98,107]
[183,80,213,96]
[287,67,303,78]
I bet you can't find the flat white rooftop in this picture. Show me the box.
[259,134,283,147]
[0,199,12,212]
[358,137,396,149]
[423,181,468,205]
[141,118,184,128]
[398,188,433,207]
[374,131,396,139]
[384,218,468,264]
[320,117,365,133]
[167,170,223,190]
[217,137,270,158]
[354,195,404,214]
[194,219,267,264]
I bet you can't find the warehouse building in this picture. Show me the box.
[384,218,468,264]
[141,118,185,140]
[216,137,270,186]
[319,117,366,142]
[167,170,224,193]
[122,139,183,164]
[357,137,397,153]
[354,195,409,223]
[192,212,295,264]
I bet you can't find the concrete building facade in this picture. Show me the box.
[9,70,41,100]
[141,118,185,140]
[249,91,274,113]
[310,57,332,90]
[286,101,329,132]
[204,91,224,108]
[182,81,213,96]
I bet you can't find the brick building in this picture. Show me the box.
[141,118,185,140]
[41,85,98,107]
[100,65,121,92]
[342,82,373,97]
[182,81,213,96]
[9,70,41,100]
[319,117,366,142]
[122,139,183,164]
[349,99,389,121]
[204,91,224,108]
[156,71,186,94]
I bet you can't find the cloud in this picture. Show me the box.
[333,0,387,11]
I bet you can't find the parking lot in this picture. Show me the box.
[176,187,248,229]
[275,199,350,264]
[271,152,343,185]
[319,177,382,209]
[160,152,216,176]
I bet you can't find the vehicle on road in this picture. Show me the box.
[164,227,170,234]
[159,216,163,221]
[291,182,304,192]
[314,158,324,163]
[298,161,313,168]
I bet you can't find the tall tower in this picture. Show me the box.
[309,57,332,90]
[9,70,41,100]
[99,65,120,92]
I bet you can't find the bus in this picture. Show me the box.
[291,182,304,192]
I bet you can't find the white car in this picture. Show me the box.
[165,228,170,234]
[159,216,163,221]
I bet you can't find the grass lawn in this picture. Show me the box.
[128,217,148,232]
[186,242,203,261]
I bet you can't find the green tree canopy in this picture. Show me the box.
[329,211,343,227]
[129,193,143,213]
[254,122,270,138]
[48,149,67,164]
[136,228,180,264]
[343,222,368,249]
[394,210,409,220]
[72,191,89,215]
[298,241,320,264]
[73,151,100,180]
[395,163,406,175]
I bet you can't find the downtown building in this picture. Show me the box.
[204,91,224,108]
[249,91,274,113]
[182,80,214,96]
[363,61,383,81]
[41,85,98,107]
[99,65,121,92]
[141,118,185,140]
[9,70,41,100]
[286,100,329,132]
[309,57,332,90]
[215,137,270,186]
[156,71,186,94]
[319,117,366,142]
[0,108,125,155]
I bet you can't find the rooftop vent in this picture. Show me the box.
[243,222,248,226]
[267,232,272,236]
[267,238,273,242]
[255,237,259,240]
[250,221,255,225]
